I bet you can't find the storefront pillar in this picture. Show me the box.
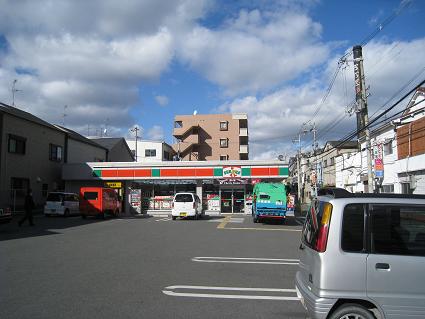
[124,181,132,216]
[196,180,203,208]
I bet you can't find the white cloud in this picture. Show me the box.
[0,0,207,136]
[177,8,330,95]
[221,38,425,159]
[147,125,165,140]
[155,95,169,106]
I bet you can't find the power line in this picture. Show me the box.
[315,78,425,161]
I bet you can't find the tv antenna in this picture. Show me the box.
[12,79,22,106]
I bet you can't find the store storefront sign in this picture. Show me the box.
[223,166,241,178]
[219,179,247,185]
[105,181,122,188]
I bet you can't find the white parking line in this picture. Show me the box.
[156,217,171,222]
[162,285,299,301]
[192,256,299,265]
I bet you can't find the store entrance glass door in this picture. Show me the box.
[233,191,245,213]
[221,191,232,213]
[221,189,245,213]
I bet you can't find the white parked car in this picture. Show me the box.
[171,193,202,220]
[44,192,80,217]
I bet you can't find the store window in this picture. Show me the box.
[220,138,228,148]
[8,134,26,154]
[145,149,156,157]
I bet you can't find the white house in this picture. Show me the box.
[126,139,175,162]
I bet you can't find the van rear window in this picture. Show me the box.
[175,194,193,202]
[83,192,98,200]
[302,200,329,250]
[46,193,63,201]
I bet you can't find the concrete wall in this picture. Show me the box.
[67,138,107,163]
[0,113,64,207]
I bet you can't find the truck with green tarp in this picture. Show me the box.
[252,183,287,223]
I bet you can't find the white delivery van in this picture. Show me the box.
[44,192,80,217]
[171,193,202,220]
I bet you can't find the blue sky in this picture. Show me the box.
[0,0,424,159]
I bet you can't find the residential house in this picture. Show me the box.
[90,137,134,162]
[125,139,174,162]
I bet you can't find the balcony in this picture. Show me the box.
[239,128,248,136]
[173,134,199,155]
[239,144,249,153]
[173,125,198,138]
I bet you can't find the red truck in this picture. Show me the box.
[80,187,121,219]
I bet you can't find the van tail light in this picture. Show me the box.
[315,203,332,253]
[193,202,196,209]
[171,202,174,209]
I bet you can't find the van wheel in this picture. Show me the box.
[253,216,258,223]
[329,304,375,319]
[64,209,70,217]
[172,216,176,220]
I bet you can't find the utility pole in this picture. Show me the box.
[353,45,373,192]
[293,126,308,203]
[131,126,140,162]
[310,123,318,197]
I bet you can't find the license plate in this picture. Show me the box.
[286,211,294,217]
[180,212,187,217]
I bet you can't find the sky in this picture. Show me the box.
[0,0,424,160]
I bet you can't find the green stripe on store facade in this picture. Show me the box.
[152,169,160,177]
[213,167,223,176]
[93,170,102,177]
[279,167,289,176]
[241,167,251,176]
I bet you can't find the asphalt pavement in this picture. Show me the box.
[0,214,306,319]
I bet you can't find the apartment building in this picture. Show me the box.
[172,113,248,161]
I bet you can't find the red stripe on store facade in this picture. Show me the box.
[102,170,118,177]
[251,167,270,176]
[134,169,151,177]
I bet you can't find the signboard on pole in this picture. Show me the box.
[373,143,384,178]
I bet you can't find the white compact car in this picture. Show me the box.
[44,192,80,217]
[171,193,202,220]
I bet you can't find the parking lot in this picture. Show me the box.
[0,214,306,319]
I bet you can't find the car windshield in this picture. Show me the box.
[46,193,63,202]
[174,194,193,202]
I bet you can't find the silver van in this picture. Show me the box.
[295,193,425,319]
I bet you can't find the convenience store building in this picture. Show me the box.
[63,160,289,215]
